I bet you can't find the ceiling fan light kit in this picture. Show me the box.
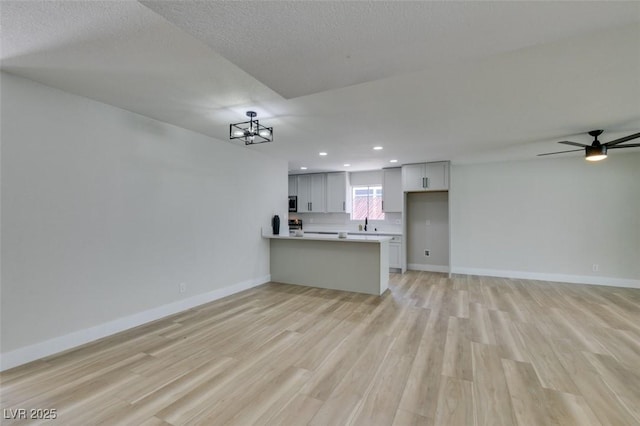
[538,129,640,161]
[585,145,607,161]
[229,111,273,145]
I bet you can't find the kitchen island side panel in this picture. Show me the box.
[379,241,389,293]
[270,239,389,295]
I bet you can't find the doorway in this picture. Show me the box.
[406,191,449,272]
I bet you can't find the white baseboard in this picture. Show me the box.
[408,264,450,273]
[0,275,271,372]
[450,267,640,289]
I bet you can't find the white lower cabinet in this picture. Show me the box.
[389,236,402,269]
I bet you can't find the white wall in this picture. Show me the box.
[349,170,382,186]
[450,153,640,286]
[0,73,288,367]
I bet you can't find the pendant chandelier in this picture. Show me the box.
[229,111,273,145]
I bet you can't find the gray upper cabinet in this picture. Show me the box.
[326,172,347,213]
[297,174,326,213]
[288,175,297,196]
[402,164,426,191]
[402,161,449,192]
[382,168,402,212]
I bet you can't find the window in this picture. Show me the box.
[351,185,384,220]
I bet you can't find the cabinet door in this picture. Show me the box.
[288,175,297,196]
[382,168,402,212]
[389,243,401,268]
[402,164,426,192]
[424,161,449,191]
[326,172,347,213]
[296,175,311,212]
[309,174,326,212]
[402,162,449,191]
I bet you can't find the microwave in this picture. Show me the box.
[288,195,297,212]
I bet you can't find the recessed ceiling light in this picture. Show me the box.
[390,159,398,163]
[319,152,327,156]
[344,163,351,167]
[373,146,383,150]
[300,166,307,170]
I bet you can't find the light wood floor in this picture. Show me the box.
[2,272,640,425]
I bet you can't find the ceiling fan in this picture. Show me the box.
[538,130,640,161]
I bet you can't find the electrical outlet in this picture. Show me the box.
[179,282,187,294]
[425,250,430,257]
[592,264,599,272]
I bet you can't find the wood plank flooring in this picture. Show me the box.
[1,272,639,425]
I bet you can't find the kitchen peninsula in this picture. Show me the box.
[264,233,391,295]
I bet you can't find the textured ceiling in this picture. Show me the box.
[142,1,640,99]
[2,1,639,172]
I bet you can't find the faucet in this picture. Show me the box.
[364,217,368,232]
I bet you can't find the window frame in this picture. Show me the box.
[350,184,385,221]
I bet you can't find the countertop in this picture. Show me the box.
[263,233,392,243]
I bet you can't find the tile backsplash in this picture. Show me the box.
[288,212,402,233]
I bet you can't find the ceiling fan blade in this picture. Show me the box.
[605,132,640,146]
[558,141,589,147]
[607,143,640,149]
[537,149,583,157]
